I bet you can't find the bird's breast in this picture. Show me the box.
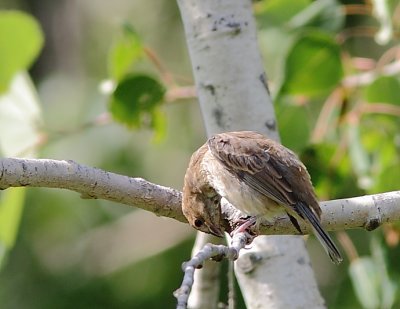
[201,150,285,220]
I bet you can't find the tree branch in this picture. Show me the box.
[0,157,184,222]
[1,157,399,235]
[223,191,400,235]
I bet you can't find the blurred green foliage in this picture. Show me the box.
[365,76,400,104]
[0,11,43,93]
[349,237,396,309]
[107,22,166,139]
[282,31,343,96]
[0,0,399,308]
[0,188,25,267]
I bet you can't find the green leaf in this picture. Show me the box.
[282,32,343,96]
[108,23,143,81]
[301,143,362,199]
[275,101,310,153]
[256,0,344,32]
[0,72,41,269]
[349,257,380,309]
[0,188,26,267]
[0,72,42,157]
[364,76,400,105]
[358,114,399,193]
[0,11,44,93]
[373,162,400,193]
[109,74,165,128]
[371,237,397,309]
[347,123,372,190]
[349,239,397,309]
[255,0,310,27]
[288,0,344,33]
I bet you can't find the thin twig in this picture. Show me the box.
[343,4,372,16]
[361,102,400,117]
[165,86,197,102]
[343,59,400,88]
[311,87,344,143]
[174,232,249,309]
[143,46,175,86]
[337,231,359,262]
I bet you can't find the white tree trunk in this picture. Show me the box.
[177,0,325,308]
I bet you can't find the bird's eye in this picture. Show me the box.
[212,197,220,206]
[194,218,204,228]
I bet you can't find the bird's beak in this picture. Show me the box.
[207,224,225,237]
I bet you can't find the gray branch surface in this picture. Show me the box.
[0,157,185,222]
[1,158,399,234]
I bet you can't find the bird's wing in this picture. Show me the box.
[208,132,340,263]
[207,131,313,209]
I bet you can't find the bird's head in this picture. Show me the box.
[182,145,224,237]
[182,187,224,237]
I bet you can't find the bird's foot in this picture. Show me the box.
[231,216,258,245]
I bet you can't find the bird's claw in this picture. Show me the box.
[230,216,258,245]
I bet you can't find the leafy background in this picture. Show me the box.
[0,0,399,308]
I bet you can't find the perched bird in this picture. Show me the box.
[182,131,342,264]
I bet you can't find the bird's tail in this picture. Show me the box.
[296,202,343,264]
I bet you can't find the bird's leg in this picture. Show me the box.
[234,216,257,233]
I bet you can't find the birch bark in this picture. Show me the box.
[177,0,325,307]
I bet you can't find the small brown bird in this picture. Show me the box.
[182,131,342,264]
